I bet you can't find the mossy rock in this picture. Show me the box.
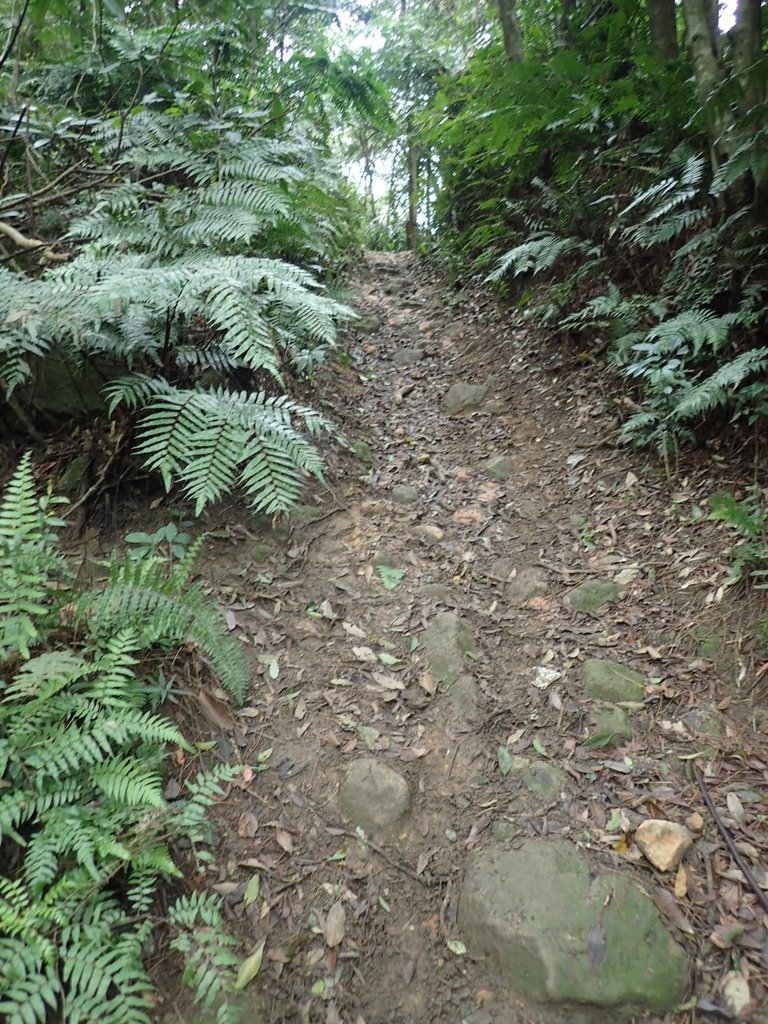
[459,841,687,1011]
[583,659,645,703]
[568,579,622,613]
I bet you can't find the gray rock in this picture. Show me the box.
[459,840,687,1011]
[442,382,488,416]
[422,612,476,684]
[486,455,516,480]
[507,756,566,800]
[446,673,479,719]
[353,440,375,466]
[490,819,517,841]
[338,758,410,839]
[392,348,425,368]
[568,579,621,613]
[414,523,445,545]
[506,567,548,607]
[56,454,88,495]
[392,484,419,504]
[355,313,381,334]
[371,550,399,568]
[591,705,633,746]
[583,659,645,703]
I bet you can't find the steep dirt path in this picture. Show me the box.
[167,252,767,1023]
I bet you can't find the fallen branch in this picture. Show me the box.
[0,220,68,262]
[695,767,768,916]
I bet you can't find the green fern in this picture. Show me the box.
[0,464,246,1020]
[486,233,596,282]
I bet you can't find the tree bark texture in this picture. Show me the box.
[732,0,763,114]
[406,137,419,250]
[646,0,679,59]
[496,0,524,63]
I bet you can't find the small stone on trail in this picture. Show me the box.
[591,705,633,746]
[568,579,622,613]
[505,566,548,607]
[414,523,445,545]
[583,659,645,703]
[421,611,476,685]
[459,840,687,1011]
[635,820,693,872]
[371,550,399,568]
[353,440,375,466]
[442,381,488,416]
[392,347,424,368]
[391,484,418,504]
[338,758,411,839]
[507,755,566,800]
[486,455,515,480]
[685,811,704,833]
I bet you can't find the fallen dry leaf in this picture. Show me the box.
[324,901,346,947]
[275,828,294,853]
[238,812,259,838]
[196,689,235,732]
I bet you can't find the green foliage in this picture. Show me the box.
[0,460,248,1021]
[709,488,768,589]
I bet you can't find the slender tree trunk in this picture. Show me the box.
[405,135,419,250]
[496,0,524,63]
[682,0,729,165]
[732,0,763,112]
[560,0,576,47]
[646,0,679,59]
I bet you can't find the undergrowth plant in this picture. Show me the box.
[1,102,352,515]
[0,456,249,1024]
[709,487,768,589]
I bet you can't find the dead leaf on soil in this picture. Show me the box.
[342,622,367,639]
[238,812,259,838]
[324,902,346,947]
[418,670,436,695]
[196,689,235,732]
[372,672,405,691]
[352,645,378,663]
[652,887,695,936]
[674,863,687,899]
[275,828,294,854]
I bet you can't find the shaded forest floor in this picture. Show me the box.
[130,252,766,1022]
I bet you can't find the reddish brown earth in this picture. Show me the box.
[136,252,767,1023]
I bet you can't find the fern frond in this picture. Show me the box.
[672,348,768,421]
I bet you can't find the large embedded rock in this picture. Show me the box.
[568,579,622,613]
[338,758,410,839]
[442,382,488,416]
[421,612,476,685]
[584,659,645,703]
[459,841,687,1012]
[507,756,566,801]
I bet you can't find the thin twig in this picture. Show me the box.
[695,767,768,915]
[0,0,31,73]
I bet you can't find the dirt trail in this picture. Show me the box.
[166,252,768,1023]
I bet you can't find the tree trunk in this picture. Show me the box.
[682,0,729,165]
[646,0,679,59]
[405,136,419,250]
[732,0,763,113]
[496,0,524,63]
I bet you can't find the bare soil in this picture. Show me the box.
[136,252,768,1023]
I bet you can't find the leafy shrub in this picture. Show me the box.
[0,457,249,1023]
[1,102,352,515]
